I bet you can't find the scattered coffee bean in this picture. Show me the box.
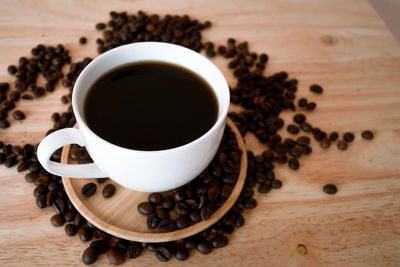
[175,215,190,229]
[271,179,282,189]
[293,114,306,124]
[36,195,47,208]
[320,138,331,149]
[329,132,339,141]
[310,84,323,94]
[196,241,212,254]
[287,124,300,134]
[155,246,172,262]
[298,98,307,108]
[103,184,116,198]
[296,136,310,146]
[148,192,163,204]
[212,234,228,248]
[50,214,65,226]
[81,182,97,197]
[82,246,98,265]
[162,196,175,211]
[12,110,25,120]
[4,154,17,167]
[175,247,189,261]
[158,218,176,232]
[0,83,9,94]
[343,132,355,142]
[337,140,348,150]
[323,184,337,194]
[0,120,10,129]
[65,223,77,236]
[78,227,93,242]
[107,247,125,265]
[9,91,20,101]
[288,158,299,170]
[137,202,155,215]
[258,182,272,193]
[127,242,142,258]
[361,130,373,140]
[147,214,159,229]
[79,37,87,44]
[306,102,316,110]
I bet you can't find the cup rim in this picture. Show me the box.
[72,42,230,154]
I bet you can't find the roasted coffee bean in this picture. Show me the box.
[201,203,215,220]
[147,214,159,229]
[235,214,245,227]
[287,124,300,134]
[96,23,106,30]
[243,198,257,209]
[289,147,302,158]
[337,140,348,150]
[222,175,237,185]
[155,246,172,262]
[0,109,6,120]
[0,120,10,129]
[155,208,170,219]
[48,181,58,191]
[53,198,66,214]
[0,83,9,94]
[175,215,190,229]
[175,247,189,261]
[22,94,33,100]
[116,239,130,253]
[190,210,202,222]
[207,186,220,201]
[46,191,54,206]
[35,176,50,186]
[148,192,163,204]
[51,112,60,122]
[175,202,190,215]
[298,98,308,107]
[33,185,47,197]
[321,138,331,149]
[310,84,323,94]
[9,91,20,101]
[127,242,142,258]
[0,152,5,164]
[7,65,17,75]
[212,234,228,248]
[159,218,176,232]
[25,172,37,183]
[82,246,98,265]
[306,102,316,110]
[293,113,306,124]
[174,190,185,202]
[185,198,198,209]
[343,132,355,142]
[258,181,272,193]
[296,136,310,146]
[103,184,116,198]
[323,184,338,194]
[196,241,212,254]
[138,202,155,215]
[79,37,87,44]
[81,182,97,197]
[284,138,296,148]
[50,214,65,226]
[361,130,374,140]
[64,211,75,222]
[107,247,125,265]
[5,155,17,167]
[36,195,47,208]
[11,110,25,120]
[288,158,299,170]
[65,223,77,236]
[329,132,339,141]
[241,187,254,198]
[73,213,86,228]
[300,122,312,132]
[245,177,256,188]
[162,196,175,211]
[17,162,29,172]
[78,227,93,241]
[272,179,282,189]
[91,239,110,254]
[29,162,41,173]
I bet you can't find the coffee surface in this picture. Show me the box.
[84,62,218,150]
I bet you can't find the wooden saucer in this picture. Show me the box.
[61,118,247,242]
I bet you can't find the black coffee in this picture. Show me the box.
[84,61,218,150]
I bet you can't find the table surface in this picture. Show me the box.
[0,0,400,266]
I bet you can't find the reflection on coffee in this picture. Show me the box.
[84,61,218,151]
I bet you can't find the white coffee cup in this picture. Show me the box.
[37,42,230,192]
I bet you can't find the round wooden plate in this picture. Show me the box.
[61,118,247,242]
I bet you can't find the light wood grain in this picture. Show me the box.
[0,0,400,266]
[61,118,247,242]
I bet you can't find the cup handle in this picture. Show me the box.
[37,128,107,178]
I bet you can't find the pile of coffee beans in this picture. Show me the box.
[135,126,242,232]
[0,9,375,265]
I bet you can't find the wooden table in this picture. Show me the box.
[1,0,400,266]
